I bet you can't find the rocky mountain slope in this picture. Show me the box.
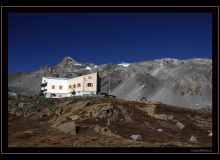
[8,56,212,109]
[8,96,212,148]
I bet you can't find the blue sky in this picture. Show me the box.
[8,12,212,75]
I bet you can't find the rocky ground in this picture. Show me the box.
[8,96,212,148]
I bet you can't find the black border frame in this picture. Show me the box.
[2,6,219,154]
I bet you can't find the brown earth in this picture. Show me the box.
[8,96,212,148]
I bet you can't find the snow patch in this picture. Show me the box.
[118,62,130,67]
[71,62,82,65]
[85,66,91,70]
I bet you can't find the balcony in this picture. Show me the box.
[40,82,47,87]
[41,89,47,92]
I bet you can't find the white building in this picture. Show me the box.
[40,72,101,98]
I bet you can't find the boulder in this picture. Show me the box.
[39,66,44,70]
[68,115,81,121]
[94,125,102,133]
[190,135,197,142]
[130,135,142,141]
[50,121,62,128]
[18,102,25,108]
[85,112,91,117]
[94,125,120,137]
[176,122,185,129]
[56,122,80,135]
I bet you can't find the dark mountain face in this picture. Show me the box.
[8,57,212,109]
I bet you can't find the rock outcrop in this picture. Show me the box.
[8,96,213,148]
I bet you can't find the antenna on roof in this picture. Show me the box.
[83,77,87,91]
[108,73,110,95]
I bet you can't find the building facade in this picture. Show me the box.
[40,72,101,98]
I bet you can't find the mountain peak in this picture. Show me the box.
[63,56,77,62]
[57,56,79,67]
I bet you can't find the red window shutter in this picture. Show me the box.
[44,80,46,83]
[91,83,93,87]
[59,95,62,98]
[86,83,88,87]
[52,85,55,89]
[59,86,62,90]
[88,76,92,79]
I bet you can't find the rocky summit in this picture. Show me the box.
[8,56,212,109]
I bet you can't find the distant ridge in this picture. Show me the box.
[8,56,212,109]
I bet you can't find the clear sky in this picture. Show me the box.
[8,12,212,75]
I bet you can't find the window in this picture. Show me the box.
[73,84,76,88]
[88,76,92,79]
[87,83,93,87]
[77,83,81,87]
[59,86,62,90]
[52,85,55,89]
